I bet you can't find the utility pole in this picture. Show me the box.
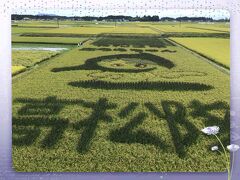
[57,18,60,28]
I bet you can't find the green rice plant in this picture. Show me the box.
[41,26,115,35]
[12,35,229,172]
[51,53,175,73]
[111,26,158,34]
[12,35,88,45]
[113,48,127,52]
[161,49,177,53]
[79,48,97,51]
[20,33,94,38]
[145,49,158,52]
[170,37,230,68]
[69,79,213,91]
[92,37,175,48]
[12,27,55,34]
[98,47,112,51]
[130,49,144,53]
[149,22,229,33]
[12,50,59,67]
[161,32,229,38]
[80,48,112,52]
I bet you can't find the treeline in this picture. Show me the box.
[11,14,229,22]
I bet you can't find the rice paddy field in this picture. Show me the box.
[12,20,230,172]
[12,36,88,44]
[12,43,73,75]
[13,50,58,67]
[170,38,230,68]
[147,23,229,33]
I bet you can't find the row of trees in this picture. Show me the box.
[11,14,229,22]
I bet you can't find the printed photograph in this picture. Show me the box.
[12,9,230,172]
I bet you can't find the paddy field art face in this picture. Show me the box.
[12,13,230,172]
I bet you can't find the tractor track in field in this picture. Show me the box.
[167,38,229,75]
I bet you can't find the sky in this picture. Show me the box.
[11,0,231,20]
[16,9,230,20]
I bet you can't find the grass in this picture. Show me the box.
[12,35,229,172]
[170,38,230,68]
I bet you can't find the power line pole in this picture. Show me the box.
[57,18,60,28]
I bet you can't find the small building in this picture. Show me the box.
[23,17,30,21]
